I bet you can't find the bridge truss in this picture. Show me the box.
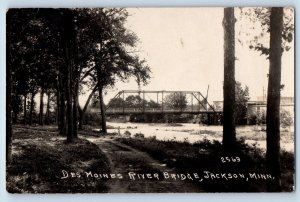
[104,90,221,115]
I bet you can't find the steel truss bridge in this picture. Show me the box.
[103,90,222,116]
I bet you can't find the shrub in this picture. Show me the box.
[281,109,293,130]
[134,132,145,138]
[123,130,131,138]
[148,135,156,141]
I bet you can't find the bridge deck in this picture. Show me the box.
[102,108,222,115]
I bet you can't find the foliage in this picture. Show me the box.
[125,95,145,108]
[248,109,266,125]
[107,97,125,108]
[134,132,145,138]
[107,95,160,109]
[77,8,151,91]
[235,81,250,125]
[280,109,293,129]
[8,8,152,132]
[164,92,187,110]
[8,9,61,123]
[238,7,294,57]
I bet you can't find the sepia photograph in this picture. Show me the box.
[6,7,294,193]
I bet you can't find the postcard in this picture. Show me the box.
[6,7,294,193]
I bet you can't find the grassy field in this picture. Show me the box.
[7,126,111,193]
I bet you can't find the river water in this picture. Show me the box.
[94,122,294,153]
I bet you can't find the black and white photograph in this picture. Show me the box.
[6,7,295,193]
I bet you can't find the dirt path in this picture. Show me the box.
[85,135,203,193]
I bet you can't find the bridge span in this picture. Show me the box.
[100,90,222,116]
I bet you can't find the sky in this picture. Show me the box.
[80,7,294,106]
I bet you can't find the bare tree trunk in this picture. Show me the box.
[39,87,45,125]
[56,88,60,128]
[222,7,236,153]
[58,66,66,135]
[6,10,13,163]
[78,85,98,130]
[29,91,35,125]
[61,9,76,143]
[46,91,50,124]
[59,90,66,135]
[12,112,17,124]
[66,67,73,142]
[98,84,107,133]
[73,88,78,138]
[266,7,284,192]
[65,60,73,142]
[78,107,84,130]
[23,94,27,124]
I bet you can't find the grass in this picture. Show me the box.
[117,136,294,192]
[7,126,111,193]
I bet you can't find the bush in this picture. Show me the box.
[148,135,156,141]
[123,130,131,138]
[134,132,145,138]
[281,110,293,130]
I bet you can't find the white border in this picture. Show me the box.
[0,1,298,202]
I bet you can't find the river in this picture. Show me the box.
[93,122,294,153]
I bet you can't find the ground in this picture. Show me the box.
[6,124,295,193]
[86,136,202,192]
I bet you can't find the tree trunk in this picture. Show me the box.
[73,87,79,138]
[61,9,76,143]
[65,66,73,142]
[78,107,84,130]
[58,65,66,135]
[266,7,284,192]
[12,112,17,124]
[78,84,98,130]
[98,84,107,133]
[23,94,27,124]
[65,56,73,142]
[222,7,236,153]
[46,91,50,124]
[29,91,35,125]
[6,10,13,163]
[39,87,45,125]
[59,89,66,135]
[56,88,60,128]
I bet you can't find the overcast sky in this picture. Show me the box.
[80,7,294,105]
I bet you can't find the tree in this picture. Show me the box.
[107,97,125,108]
[222,7,236,153]
[132,57,151,91]
[7,8,151,141]
[60,9,77,142]
[235,81,250,125]
[125,95,144,108]
[77,9,151,133]
[266,7,284,191]
[147,100,160,108]
[240,7,294,191]
[6,9,13,163]
[164,92,187,110]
